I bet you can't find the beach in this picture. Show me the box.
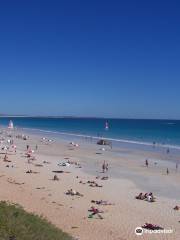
[0,127,180,240]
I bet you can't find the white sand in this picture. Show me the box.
[0,128,179,240]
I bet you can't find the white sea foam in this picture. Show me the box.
[19,127,180,150]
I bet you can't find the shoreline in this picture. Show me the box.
[3,124,180,151]
[3,126,180,199]
[1,117,180,151]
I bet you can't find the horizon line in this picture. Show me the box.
[0,114,179,121]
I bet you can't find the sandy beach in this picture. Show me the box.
[0,127,180,240]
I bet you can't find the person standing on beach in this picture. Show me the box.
[36,145,38,151]
[106,163,109,172]
[4,154,8,162]
[167,168,169,175]
[27,145,29,151]
[145,159,149,167]
[176,163,178,171]
[102,161,106,173]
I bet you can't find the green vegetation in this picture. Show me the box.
[0,201,73,240]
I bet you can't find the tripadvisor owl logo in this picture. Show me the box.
[135,227,143,236]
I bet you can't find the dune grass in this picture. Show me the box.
[0,201,73,240]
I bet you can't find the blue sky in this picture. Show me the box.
[0,0,179,119]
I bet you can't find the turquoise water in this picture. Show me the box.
[0,117,180,148]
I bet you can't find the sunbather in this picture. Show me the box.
[89,182,102,187]
[101,176,108,180]
[142,223,164,230]
[174,206,180,210]
[26,170,39,174]
[88,207,104,214]
[66,189,83,197]
[91,200,114,205]
[88,207,104,219]
[136,192,155,202]
[135,193,144,200]
[79,180,86,184]
[87,181,96,184]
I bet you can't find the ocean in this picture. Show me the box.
[0,117,180,150]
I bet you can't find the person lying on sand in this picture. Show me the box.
[89,182,102,187]
[26,170,39,174]
[101,176,108,180]
[142,223,164,230]
[91,200,114,205]
[7,178,25,185]
[69,142,79,147]
[35,164,44,167]
[135,193,144,200]
[88,207,104,219]
[43,161,50,164]
[135,192,155,202]
[174,206,180,210]
[58,162,70,167]
[87,180,102,187]
[76,165,82,168]
[79,180,86,184]
[52,170,70,173]
[66,189,83,197]
[67,160,76,164]
[88,207,104,214]
[87,181,96,184]
[67,160,81,168]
